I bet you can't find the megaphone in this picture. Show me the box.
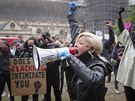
[33,45,77,70]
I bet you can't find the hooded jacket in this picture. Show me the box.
[67,52,113,101]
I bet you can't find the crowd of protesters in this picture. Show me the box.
[0,1,135,101]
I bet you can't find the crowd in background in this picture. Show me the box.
[0,2,135,101]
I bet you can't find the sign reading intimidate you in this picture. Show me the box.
[10,58,47,96]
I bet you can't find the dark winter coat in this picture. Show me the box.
[67,53,113,101]
[101,27,115,62]
[68,14,80,45]
[0,46,14,72]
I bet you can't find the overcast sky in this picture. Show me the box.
[129,0,135,5]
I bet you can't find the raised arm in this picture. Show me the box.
[103,21,115,49]
[68,2,80,46]
[118,7,125,33]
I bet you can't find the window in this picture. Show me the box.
[10,23,15,29]
[37,28,42,34]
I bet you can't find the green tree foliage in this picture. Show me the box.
[113,5,135,36]
[127,5,135,24]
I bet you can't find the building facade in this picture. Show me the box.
[0,0,130,40]
[0,0,84,40]
[84,0,129,35]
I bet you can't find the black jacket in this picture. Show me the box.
[0,47,14,72]
[101,27,115,61]
[68,14,80,45]
[67,53,112,101]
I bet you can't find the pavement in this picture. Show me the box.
[2,74,127,101]
[105,75,126,101]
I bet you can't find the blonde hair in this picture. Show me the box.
[76,32,103,54]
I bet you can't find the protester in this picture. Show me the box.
[19,37,40,101]
[0,40,14,101]
[39,32,55,49]
[116,7,135,101]
[111,42,125,94]
[44,60,62,101]
[14,43,24,57]
[100,21,115,83]
[40,32,62,101]
[57,31,113,101]
[18,35,24,44]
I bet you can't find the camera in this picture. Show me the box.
[42,34,48,40]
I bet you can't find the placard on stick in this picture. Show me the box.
[10,58,47,96]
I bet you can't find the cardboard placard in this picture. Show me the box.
[10,58,47,96]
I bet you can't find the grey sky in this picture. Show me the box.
[129,0,135,5]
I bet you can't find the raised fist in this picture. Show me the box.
[69,2,77,15]
[118,7,125,14]
[104,21,113,27]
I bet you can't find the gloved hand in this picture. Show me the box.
[58,48,71,60]
[118,7,125,14]
[69,2,77,15]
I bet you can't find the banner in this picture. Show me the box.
[10,58,47,96]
